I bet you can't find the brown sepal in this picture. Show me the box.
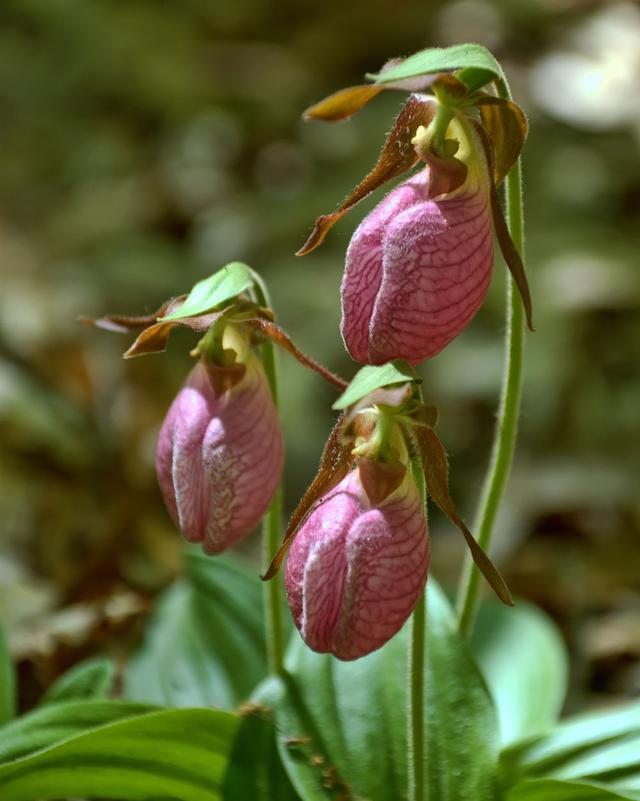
[297,94,438,255]
[303,85,385,121]
[302,58,437,122]
[80,296,187,333]
[358,458,406,506]
[472,120,534,332]
[246,317,347,390]
[414,425,513,607]
[475,95,528,186]
[124,308,231,359]
[261,416,354,581]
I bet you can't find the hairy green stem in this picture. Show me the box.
[408,454,427,801]
[456,77,526,637]
[251,271,286,675]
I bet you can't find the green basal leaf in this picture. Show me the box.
[333,361,420,410]
[501,701,640,791]
[124,550,270,709]
[0,626,15,725]
[471,601,568,746]
[0,700,154,764]
[222,711,302,801]
[505,778,640,801]
[367,44,505,88]
[159,262,254,321]
[261,581,499,801]
[0,707,239,801]
[40,657,115,705]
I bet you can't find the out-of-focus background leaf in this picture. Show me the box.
[0,0,639,716]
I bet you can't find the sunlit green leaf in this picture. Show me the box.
[333,361,420,410]
[0,700,154,764]
[0,626,15,725]
[159,262,253,321]
[505,778,640,801]
[40,657,115,705]
[472,601,568,746]
[0,707,238,801]
[501,701,640,790]
[260,581,499,801]
[124,550,269,709]
[367,44,505,87]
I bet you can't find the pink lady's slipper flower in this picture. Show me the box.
[298,75,533,365]
[341,157,492,364]
[285,465,428,661]
[156,350,284,554]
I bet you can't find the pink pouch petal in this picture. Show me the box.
[369,176,493,364]
[341,177,427,362]
[286,468,428,660]
[201,357,284,554]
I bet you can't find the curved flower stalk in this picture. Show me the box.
[298,74,533,366]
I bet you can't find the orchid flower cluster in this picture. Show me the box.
[90,59,530,662]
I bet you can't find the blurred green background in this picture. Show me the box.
[1,0,639,711]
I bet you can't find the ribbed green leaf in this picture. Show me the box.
[367,44,505,87]
[501,701,640,791]
[40,657,115,704]
[159,262,253,320]
[124,550,268,709]
[506,778,640,801]
[0,707,238,801]
[471,601,568,745]
[0,626,15,725]
[222,712,302,801]
[0,700,154,763]
[261,581,499,801]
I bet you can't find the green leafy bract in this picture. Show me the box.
[367,44,505,89]
[333,361,420,411]
[159,262,254,321]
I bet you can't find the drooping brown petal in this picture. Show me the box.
[358,458,406,506]
[303,85,386,121]
[261,416,354,580]
[490,185,534,332]
[80,296,187,333]
[124,309,231,359]
[410,402,439,429]
[415,425,513,606]
[475,95,528,186]
[472,120,534,332]
[246,317,347,390]
[297,94,438,256]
